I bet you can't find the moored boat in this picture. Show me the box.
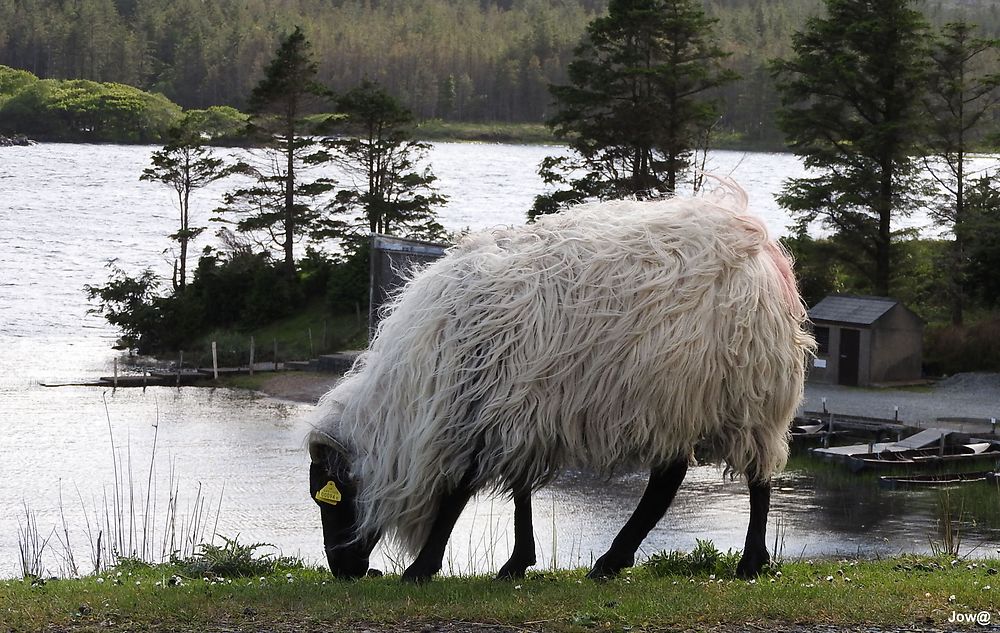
[879,471,993,490]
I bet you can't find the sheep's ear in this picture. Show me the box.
[310,439,352,483]
[310,442,355,510]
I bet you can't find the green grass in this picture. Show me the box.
[4,557,999,632]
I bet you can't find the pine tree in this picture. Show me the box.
[140,115,230,291]
[217,26,334,282]
[923,22,1000,325]
[317,80,446,251]
[531,0,736,218]
[772,0,931,297]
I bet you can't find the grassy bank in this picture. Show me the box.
[413,119,558,145]
[178,301,367,369]
[4,556,999,632]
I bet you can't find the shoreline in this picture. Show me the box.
[223,371,340,404]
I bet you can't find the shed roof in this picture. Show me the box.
[808,294,899,326]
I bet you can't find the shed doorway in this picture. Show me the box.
[838,328,860,386]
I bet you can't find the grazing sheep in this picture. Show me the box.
[308,180,814,582]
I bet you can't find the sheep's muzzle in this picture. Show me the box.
[309,444,370,579]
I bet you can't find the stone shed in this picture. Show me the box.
[807,294,924,387]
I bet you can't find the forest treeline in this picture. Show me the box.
[3,0,999,146]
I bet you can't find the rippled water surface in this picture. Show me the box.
[1,142,994,578]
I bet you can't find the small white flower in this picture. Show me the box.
[514,584,522,590]
[925,592,932,598]
[826,576,834,582]
[709,574,716,580]
[949,595,957,603]
[985,585,992,591]
[96,578,105,584]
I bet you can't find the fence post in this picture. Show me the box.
[212,341,219,380]
[322,321,328,351]
[273,338,278,371]
[309,328,314,358]
[113,357,118,389]
[177,350,183,387]
[249,336,255,377]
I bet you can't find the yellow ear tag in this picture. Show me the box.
[315,481,342,506]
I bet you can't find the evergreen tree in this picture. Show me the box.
[964,173,1000,309]
[217,26,333,282]
[772,0,931,297]
[923,22,1000,325]
[317,80,446,250]
[141,117,230,291]
[531,0,736,218]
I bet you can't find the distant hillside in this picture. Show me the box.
[0,0,996,145]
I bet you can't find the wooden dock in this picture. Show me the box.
[40,362,286,389]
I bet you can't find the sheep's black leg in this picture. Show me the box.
[735,477,771,578]
[588,459,688,579]
[401,483,476,583]
[495,487,535,580]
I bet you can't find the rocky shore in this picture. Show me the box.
[0,133,34,146]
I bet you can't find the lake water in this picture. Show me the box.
[0,142,995,578]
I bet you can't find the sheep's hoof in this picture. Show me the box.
[494,564,529,581]
[735,550,769,579]
[495,553,536,580]
[587,553,633,580]
[401,566,435,584]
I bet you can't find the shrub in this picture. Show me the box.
[925,316,1000,375]
[643,539,743,578]
[175,535,302,578]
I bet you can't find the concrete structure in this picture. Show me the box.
[807,295,924,387]
[369,234,448,338]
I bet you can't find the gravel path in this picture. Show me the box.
[803,373,1000,433]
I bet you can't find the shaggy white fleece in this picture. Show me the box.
[310,180,815,556]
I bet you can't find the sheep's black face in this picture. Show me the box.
[309,444,370,579]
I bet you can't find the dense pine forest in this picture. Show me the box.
[2,0,999,145]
